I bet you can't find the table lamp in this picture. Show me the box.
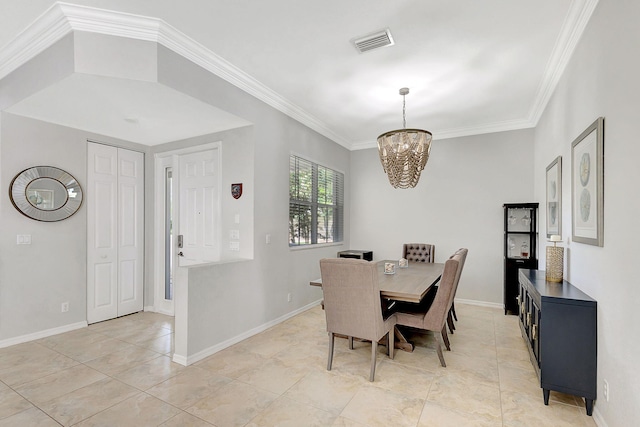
[546,235,564,283]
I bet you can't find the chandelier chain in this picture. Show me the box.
[402,94,406,129]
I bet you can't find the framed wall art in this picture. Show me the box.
[571,117,604,246]
[546,156,562,238]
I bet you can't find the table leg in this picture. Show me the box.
[393,326,414,352]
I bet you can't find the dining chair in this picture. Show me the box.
[402,243,435,263]
[319,258,396,381]
[394,251,463,367]
[447,248,469,333]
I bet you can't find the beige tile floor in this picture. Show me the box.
[0,304,597,426]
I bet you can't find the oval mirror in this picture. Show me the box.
[9,166,83,221]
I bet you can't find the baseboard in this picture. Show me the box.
[0,321,87,349]
[172,353,188,366]
[592,408,608,427]
[144,305,155,312]
[455,298,503,309]
[177,299,322,366]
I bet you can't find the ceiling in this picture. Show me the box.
[0,0,597,148]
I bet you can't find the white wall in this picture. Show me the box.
[350,129,535,305]
[533,1,640,425]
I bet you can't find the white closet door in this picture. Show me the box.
[117,148,144,317]
[87,143,118,324]
[87,143,144,324]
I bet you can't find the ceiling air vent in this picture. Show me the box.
[353,29,394,53]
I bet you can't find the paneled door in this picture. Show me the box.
[178,148,220,266]
[87,143,144,324]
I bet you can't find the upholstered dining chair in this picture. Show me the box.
[402,243,435,263]
[319,258,396,381]
[447,248,469,333]
[394,251,463,367]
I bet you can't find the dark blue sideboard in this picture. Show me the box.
[518,269,597,416]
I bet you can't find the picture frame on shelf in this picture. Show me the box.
[546,156,562,238]
[571,117,604,246]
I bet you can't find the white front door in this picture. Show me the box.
[87,143,144,324]
[178,148,220,266]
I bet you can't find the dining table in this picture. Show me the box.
[310,260,445,351]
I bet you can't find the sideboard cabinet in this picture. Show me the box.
[518,269,597,416]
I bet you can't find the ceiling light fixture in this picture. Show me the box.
[377,88,432,189]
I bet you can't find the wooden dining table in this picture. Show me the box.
[310,260,445,351]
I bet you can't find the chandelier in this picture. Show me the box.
[377,88,432,189]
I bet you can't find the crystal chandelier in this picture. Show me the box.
[377,88,432,189]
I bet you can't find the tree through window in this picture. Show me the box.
[289,155,344,246]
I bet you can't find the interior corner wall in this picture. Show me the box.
[156,46,351,356]
[349,129,535,305]
[532,1,640,425]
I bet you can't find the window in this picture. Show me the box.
[289,155,344,246]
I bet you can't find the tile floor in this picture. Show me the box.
[0,304,597,426]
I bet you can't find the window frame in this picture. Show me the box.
[289,154,344,247]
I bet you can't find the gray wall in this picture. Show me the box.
[533,0,640,424]
[0,113,147,341]
[350,129,535,305]
[156,46,351,356]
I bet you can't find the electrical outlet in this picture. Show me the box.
[61,302,69,313]
[287,293,292,302]
[603,379,609,401]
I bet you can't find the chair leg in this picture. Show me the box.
[369,341,378,381]
[441,326,451,351]
[447,311,455,334]
[435,332,447,367]
[451,302,458,321]
[327,332,335,371]
[348,336,354,350]
[388,330,395,360]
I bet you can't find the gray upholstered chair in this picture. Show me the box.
[402,243,435,263]
[447,248,468,332]
[319,258,396,381]
[394,251,463,367]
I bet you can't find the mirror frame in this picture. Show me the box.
[9,166,83,222]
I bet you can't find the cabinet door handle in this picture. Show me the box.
[516,295,521,304]
[532,324,538,340]
[527,312,532,327]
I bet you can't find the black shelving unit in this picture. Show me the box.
[503,203,538,314]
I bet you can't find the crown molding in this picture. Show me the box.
[0,3,71,81]
[0,2,352,149]
[350,117,535,150]
[527,0,600,125]
[0,1,599,151]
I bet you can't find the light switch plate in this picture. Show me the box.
[17,235,31,245]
